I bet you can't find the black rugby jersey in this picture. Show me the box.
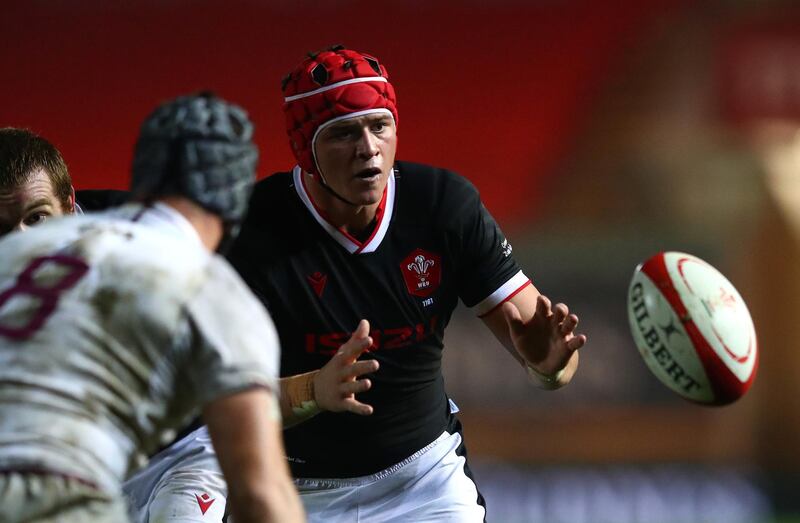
[228,160,528,478]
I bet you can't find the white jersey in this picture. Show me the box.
[0,203,280,494]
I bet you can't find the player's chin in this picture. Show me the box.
[350,191,382,207]
[349,182,384,204]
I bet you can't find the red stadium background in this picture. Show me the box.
[2,0,684,226]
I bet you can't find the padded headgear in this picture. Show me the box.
[130,93,258,227]
[282,45,398,176]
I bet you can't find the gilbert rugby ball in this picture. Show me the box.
[627,252,757,405]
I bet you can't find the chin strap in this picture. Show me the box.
[314,171,360,207]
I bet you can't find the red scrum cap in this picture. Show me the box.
[282,45,398,176]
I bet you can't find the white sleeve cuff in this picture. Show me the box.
[472,270,531,317]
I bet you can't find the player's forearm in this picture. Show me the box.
[279,371,322,428]
[228,478,305,523]
[204,391,305,522]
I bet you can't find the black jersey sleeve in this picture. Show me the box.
[444,173,525,312]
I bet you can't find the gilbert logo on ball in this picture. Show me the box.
[627,252,757,405]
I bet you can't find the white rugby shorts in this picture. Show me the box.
[124,426,227,523]
[124,403,484,522]
[296,429,486,523]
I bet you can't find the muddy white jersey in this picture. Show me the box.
[0,203,280,493]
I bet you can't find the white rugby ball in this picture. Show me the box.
[627,252,758,405]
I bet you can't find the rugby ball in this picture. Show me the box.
[627,252,757,405]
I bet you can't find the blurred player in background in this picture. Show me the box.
[0,93,304,523]
[222,46,587,521]
[0,127,128,240]
[0,128,75,236]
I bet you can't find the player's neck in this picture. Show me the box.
[306,174,379,236]
[158,196,223,251]
[329,201,379,236]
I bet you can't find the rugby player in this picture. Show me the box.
[0,128,75,236]
[126,46,588,522]
[0,94,305,522]
[0,127,129,238]
[227,45,588,521]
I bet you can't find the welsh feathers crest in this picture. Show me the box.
[400,249,442,298]
[408,254,435,276]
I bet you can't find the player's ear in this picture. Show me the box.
[66,185,76,214]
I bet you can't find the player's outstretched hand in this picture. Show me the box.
[502,295,587,386]
[313,319,380,415]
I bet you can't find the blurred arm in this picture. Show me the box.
[203,388,305,523]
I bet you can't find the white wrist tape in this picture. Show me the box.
[525,364,565,387]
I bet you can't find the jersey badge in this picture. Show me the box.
[401,249,441,298]
[194,492,216,515]
[307,271,328,298]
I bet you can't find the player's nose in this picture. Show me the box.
[355,128,379,158]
